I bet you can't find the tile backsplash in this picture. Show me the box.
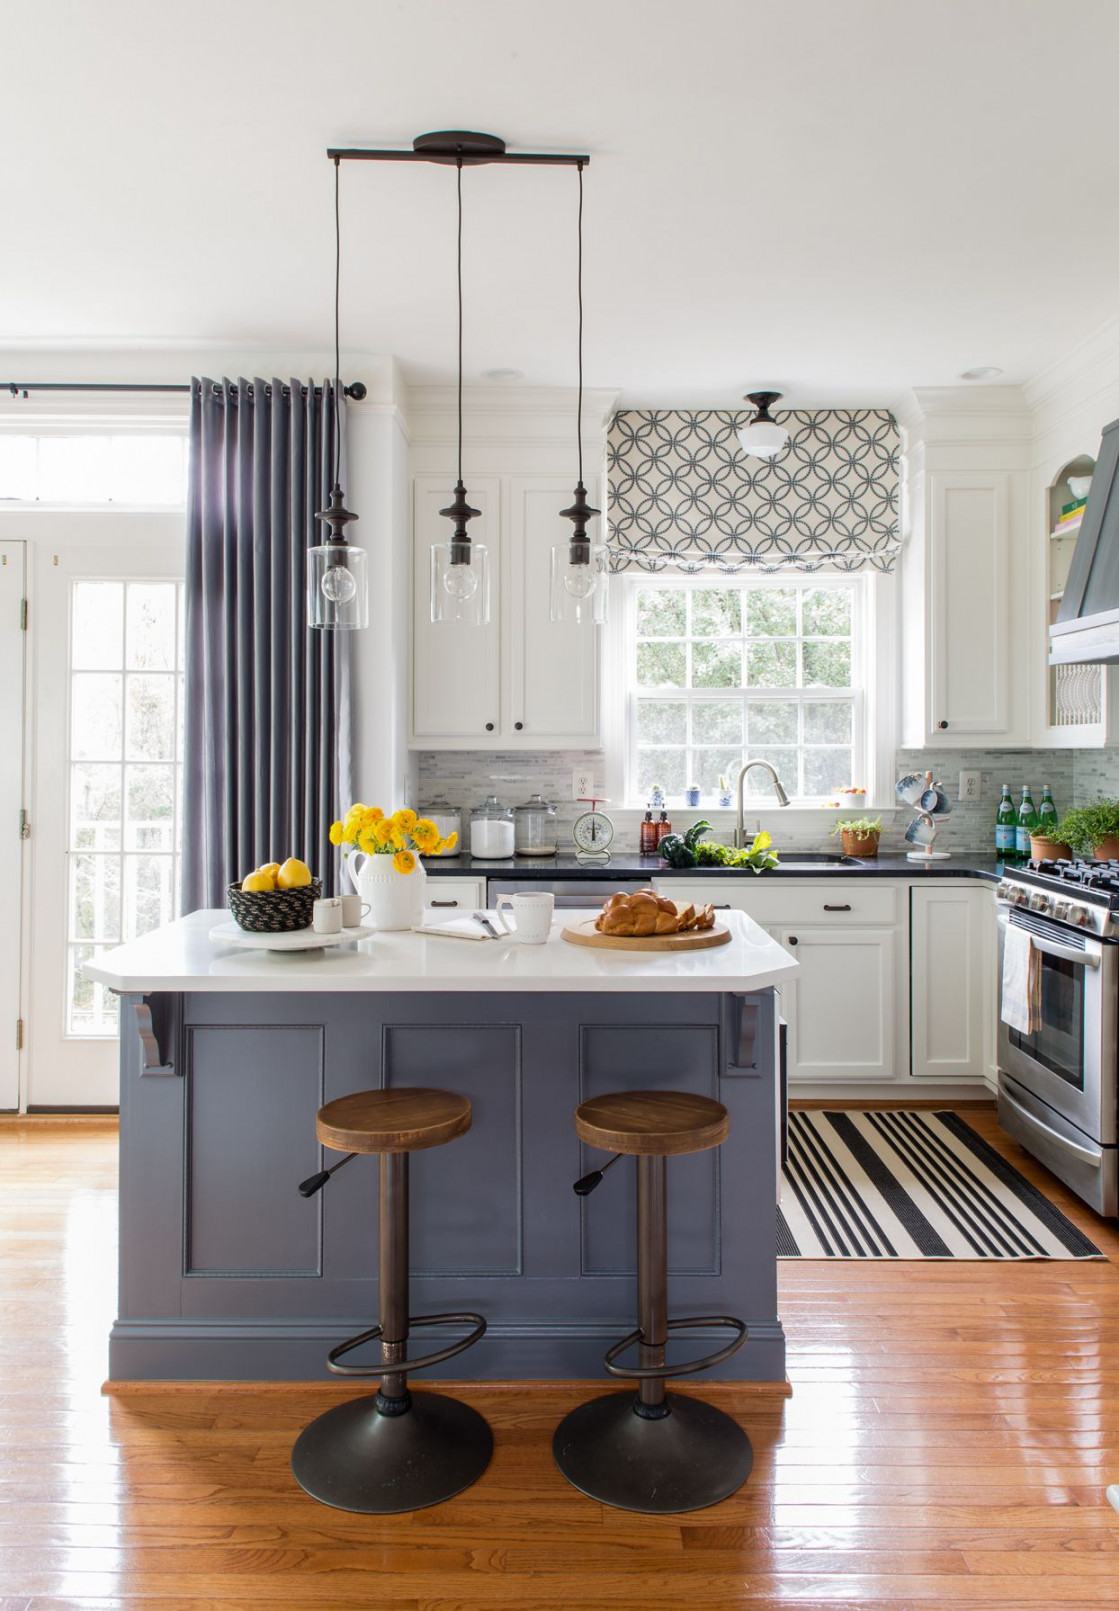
[415,747,1119,857]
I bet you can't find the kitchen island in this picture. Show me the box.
[88,909,797,1384]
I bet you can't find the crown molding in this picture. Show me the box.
[1022,312,1119,417]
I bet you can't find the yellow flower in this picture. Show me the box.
[360,807,383,831]
[393,849,416,875]
[441,830,458,853]
[392,807,418,835]
[390,826,407,850]
[328,820,344,847]
[356,827,380,855]
[411,818,440,850]
[373,818,396,848]
[753,830,771,850]
[341,820,360,845]
[367,806,385,823]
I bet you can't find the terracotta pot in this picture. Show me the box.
[841,829,880,858]
[1093,835,1119,861]
[1029,834,1072,862]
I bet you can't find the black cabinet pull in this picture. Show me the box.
[788,936,798,946]
[823,903,852,912]
[485,722,495,732]
[711,903,731,909]
[938,720,949,730]
[430,899,459,908]
[514,721,523,730]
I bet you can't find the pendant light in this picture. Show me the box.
[309,157,369,629]
[430,156,490,625]
[736,390,789,461]
[550,161,607,625]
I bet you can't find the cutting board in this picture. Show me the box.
[561,918,732,952]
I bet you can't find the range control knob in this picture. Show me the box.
[996,881,1011,900]
[1068,906,1090,927]
[1029,892,1050,913]
[1052,900,1070,922]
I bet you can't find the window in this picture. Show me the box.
[625,576,867,806]
[67,580,185,1034]
[0,433,187,506]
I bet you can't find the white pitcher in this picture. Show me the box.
[345,851,427,931]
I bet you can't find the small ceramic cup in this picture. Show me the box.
[495,891,554,944]
[339,893,370,928]
[312,897,343,935]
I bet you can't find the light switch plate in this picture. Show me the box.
[958,770,982,803]
[572,768,594,801]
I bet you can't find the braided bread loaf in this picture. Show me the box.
[594,889,717,937]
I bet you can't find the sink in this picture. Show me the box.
[724,851,860,872]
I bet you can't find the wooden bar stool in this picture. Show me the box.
[553,1089,751,1513]
[291,1088,492,1513]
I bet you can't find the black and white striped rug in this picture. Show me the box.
[779,1109,1104,1260]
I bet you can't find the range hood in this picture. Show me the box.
[1050,416,1119,665]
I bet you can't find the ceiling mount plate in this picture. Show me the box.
[412,130,507,165]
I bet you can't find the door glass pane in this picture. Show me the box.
[66,578,184,1035]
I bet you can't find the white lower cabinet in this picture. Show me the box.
[910,884,993,1082]
[424,877,486,915]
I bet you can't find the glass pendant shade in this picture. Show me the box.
[307,541,369,629]
[736,419,789,459]
[550,542,609,624]
[431,541,491,625]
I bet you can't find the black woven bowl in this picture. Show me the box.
[227,877,323,933]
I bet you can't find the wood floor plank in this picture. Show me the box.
[2,1105,1118,1607]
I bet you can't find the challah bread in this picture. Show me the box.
[594,889,717,938]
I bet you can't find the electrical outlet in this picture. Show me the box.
[958,771,982,803]
[572,768,594,801]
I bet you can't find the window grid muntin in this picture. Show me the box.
[628,576,865,805]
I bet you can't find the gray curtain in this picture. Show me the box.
[181,376,351,909]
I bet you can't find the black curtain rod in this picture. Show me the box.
[4,381,368,400]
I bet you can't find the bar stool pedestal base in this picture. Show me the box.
[292,1390,493,1514]
[552,1390,753,1514]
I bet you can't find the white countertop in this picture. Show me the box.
[84,908,799,995]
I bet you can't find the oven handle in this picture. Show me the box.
[999,1083,1103,1168]
[996,909,1102,969]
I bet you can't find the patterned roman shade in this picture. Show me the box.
[607,408,900,574]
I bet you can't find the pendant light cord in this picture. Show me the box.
[577,160,584,485]
[456,154,464,485]
[332,155,342,489]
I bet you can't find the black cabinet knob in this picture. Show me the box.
[788,936,798,946]
[514,721,523,731]
[938,720,949,730]
[485,722,495,732]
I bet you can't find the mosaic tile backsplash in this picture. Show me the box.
[416,746,1119,857]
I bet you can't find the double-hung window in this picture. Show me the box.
[625,575,868,806]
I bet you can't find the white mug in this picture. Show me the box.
[339,893,370,928]
[495,891,554,945]
[312,897,343,935]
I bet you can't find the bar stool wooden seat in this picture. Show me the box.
[553,1089,751,1514]
[291,1088,491,1514]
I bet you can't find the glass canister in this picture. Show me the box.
[514,792,558,857]
[417,799,462,857]
[469,793,515,859]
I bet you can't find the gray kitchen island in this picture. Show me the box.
[87,908,798,1384]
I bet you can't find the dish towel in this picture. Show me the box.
[413,917,493,942]
[1001,924,1041,1036]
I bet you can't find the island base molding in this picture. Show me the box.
[106,1317,788,1384]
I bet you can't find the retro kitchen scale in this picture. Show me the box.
[572,797,614,863]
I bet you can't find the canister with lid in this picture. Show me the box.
[469,793,515,859]
[514,792,558,857]
[417,799,462,857]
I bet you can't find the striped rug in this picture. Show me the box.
[779,1109,1104,1260]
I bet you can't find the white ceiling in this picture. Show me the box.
[5,0,1119,408]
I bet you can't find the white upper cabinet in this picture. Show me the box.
[927,471,1015,739]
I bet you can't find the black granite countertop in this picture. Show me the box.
[425,852,1004,883]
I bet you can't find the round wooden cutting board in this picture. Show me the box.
[560,918,732,952]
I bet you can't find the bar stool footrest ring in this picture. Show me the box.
[603,1314,747,1381]
[327,1311,487,1377]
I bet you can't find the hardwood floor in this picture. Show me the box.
[2,1107,1119,1609]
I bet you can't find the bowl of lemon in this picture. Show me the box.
[227,859,322,933]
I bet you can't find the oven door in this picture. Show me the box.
[996,906,1117,1144]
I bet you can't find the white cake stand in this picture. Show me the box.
[209,921,374,953]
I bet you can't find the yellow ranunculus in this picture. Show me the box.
[341,820,360,845]
[356,827,380,855]
[393,807,418,834]
[373,818,396,848]
[390,827,407,850]
[329,821,344,847]
[393,849,416,875]
[441,830,458,853]
[367,806,385,823]
[753,830,771,850]
[411,818,440,849]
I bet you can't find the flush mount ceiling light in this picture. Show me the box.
[551,161,607,626]
[736,391,789,461]
[958,366,1004,381]
[327,130,590,627]
[308,158,369,630]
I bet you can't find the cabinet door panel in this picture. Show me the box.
[508,477,599,743]
[412,476,501,741]
[930,474,1011,737]
[781,925,897,1083]
[911,886,987,1080]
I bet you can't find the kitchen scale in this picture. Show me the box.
[572,797,614,863]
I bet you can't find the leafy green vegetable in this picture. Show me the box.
[656,833,696,868]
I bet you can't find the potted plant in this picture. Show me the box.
[1029,823,1073,861]
[329,804,457,929]
[1055,798,1119,861]
[830,815,882,858]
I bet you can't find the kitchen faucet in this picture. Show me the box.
[734,760,790,848]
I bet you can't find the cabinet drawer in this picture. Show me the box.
[424,877,486,913]
[657,880,899,927]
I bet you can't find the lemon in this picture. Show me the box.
[277,857,312,889]
[241,869,276,893]
[258,862,280,880]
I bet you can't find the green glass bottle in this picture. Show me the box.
[1038,785,1059,831]
[1015,785,1038,859]
[995,784,1017,860]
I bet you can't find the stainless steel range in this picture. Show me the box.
[996,860,1119,1217]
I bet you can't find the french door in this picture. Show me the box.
[27,517,185,1109]
[0,542,26,1110]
